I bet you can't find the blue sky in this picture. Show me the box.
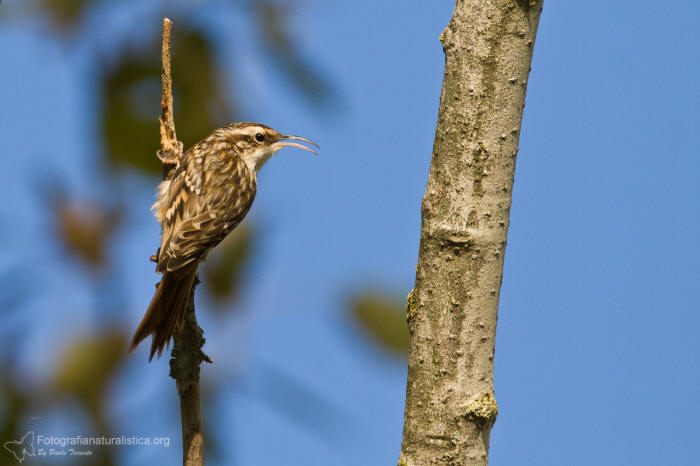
[1,1,700,465]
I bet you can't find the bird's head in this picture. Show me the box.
[213,122,318,173]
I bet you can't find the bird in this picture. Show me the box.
[130,122,318,360]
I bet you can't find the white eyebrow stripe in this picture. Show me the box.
[247,127,265,137]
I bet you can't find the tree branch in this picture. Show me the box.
[156,17,209,466]
[170,276,209,466]
[399,2,544,465]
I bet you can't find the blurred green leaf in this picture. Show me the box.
[52,331,127,420]
[350,292,409,354]
[202,223,254,305]
[40,0,94,31]
[0,379,29,466]
[255,1,335,107]
[53,199,122,270]
[102,29,232,173]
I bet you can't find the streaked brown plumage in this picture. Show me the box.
[130,122,317,360]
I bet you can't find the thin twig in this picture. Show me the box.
[156,17,208,466]
[158,18,181,169]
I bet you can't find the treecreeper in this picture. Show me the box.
[130,122,318,360]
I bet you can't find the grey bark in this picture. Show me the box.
[170,282,208,466]
[399,2,543,465]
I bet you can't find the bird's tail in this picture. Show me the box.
[129,267,197,361]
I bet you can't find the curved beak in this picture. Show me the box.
[275,134,319,155]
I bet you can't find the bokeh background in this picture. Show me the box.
[1,1,699,465]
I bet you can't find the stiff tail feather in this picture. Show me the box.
[129,268,196,361]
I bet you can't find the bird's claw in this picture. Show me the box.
[157,141,183,165]
[157,150,179,165]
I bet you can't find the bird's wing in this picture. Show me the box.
[157,173,193,261]
[156,157,256,273]
[184,143,206,195]
[157,210,230,272]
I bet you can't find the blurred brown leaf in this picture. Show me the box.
[350,292,409,354]
[102,29,232,173]
[52,330,127,420]
[54,199,122,270]
[201,223,254,306]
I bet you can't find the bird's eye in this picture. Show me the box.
[254,133,265,142]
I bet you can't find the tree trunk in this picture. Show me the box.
[399,2,543,465]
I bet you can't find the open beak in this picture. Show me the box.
[275,134,319,155]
